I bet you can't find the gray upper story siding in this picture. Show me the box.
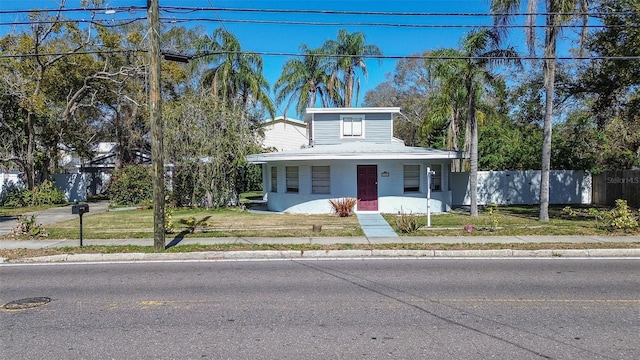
[311,112,392,145]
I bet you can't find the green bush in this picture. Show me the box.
[108,165,153,206]
[1,180,66,207]
[393,211,422,234]
[603,199,638,231]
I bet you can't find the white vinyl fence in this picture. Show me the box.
[0,173,21,194]
[53,173,87,202]
[451,170,591,206]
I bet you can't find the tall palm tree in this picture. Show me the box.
[274,45,335,118]
[322,29,382,107]
[429,29,520,216]
[194,28,275,118]
[491,0,588,221]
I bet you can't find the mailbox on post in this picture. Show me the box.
[71,204,89,246]
[72,204,89,215]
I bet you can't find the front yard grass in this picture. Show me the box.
[385,205,639,236]
[42,207,363,239]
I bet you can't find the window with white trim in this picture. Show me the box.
[311,166,330,194]
[342,116,363,137]
[404,165,420,193]
[285,166,299,193]
[270,166,277,193]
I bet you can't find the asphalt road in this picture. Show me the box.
[1,259,638,359]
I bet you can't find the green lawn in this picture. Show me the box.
[42,207,363,239]
[2,203,638,240]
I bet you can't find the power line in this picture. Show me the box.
[1,18,146,27]
[159,17,628,29]
[0,5,634,18]
[3,49,639,61]
[158,6,635,18]
[0,16,628,29]
[0,6,146,15]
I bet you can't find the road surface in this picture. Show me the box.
[1,258,638,359]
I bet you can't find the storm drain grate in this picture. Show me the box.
[2,297,52,311]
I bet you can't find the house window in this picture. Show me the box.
[404,165,420,193]
[342,116,363,137]
[430,164,442,191]
[286,166,299,193]
[270,166,277,193]
[312,166,330,194]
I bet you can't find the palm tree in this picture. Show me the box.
[322,29,382,107]
[194,28,275,118]
[491,0,589,221]
[428,29,520,216]
[274,45,335,118]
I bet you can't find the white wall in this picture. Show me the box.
[451,170,592,206]
[262,120,308,151]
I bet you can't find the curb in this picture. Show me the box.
[4,248,640,263]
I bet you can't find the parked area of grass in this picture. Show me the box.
[385,205,640,236]
[41,207,364,239]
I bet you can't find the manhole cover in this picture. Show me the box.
[2,297,51,310]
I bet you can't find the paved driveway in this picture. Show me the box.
[0,201,110,236]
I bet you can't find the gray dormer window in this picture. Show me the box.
[341,115,364,138]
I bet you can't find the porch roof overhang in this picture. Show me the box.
[247,142,468,164]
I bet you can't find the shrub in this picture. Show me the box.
[13,215,48,238]
[108,165,153,206]
[603,199,638,231]
[1,180,66,207]
[329,197,357,217]
[393,211,422,234]
[486,203,499,231]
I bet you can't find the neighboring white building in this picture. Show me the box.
[260,116,308,152]
[248,107,467,214]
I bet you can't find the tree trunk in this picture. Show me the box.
[468,77,478,217]
[25,112,36,189]
[540,12,559,222]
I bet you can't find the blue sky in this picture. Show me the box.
[2,0,574,118]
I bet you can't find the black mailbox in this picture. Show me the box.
[72,204,89,215]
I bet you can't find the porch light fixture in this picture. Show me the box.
[381,171,390,177]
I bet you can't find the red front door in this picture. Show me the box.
[357,165,378,211]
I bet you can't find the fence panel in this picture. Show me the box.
[452,170,591,206]
[592,170,640,208]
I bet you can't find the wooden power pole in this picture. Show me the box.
[147,0,165,251]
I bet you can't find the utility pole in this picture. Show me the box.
[147,0,165,251]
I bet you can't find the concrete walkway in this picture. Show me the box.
[356,213,399,238]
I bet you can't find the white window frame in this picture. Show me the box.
[285,166,299,193]
[341,115,364,138]
[403,165,421,193]
[311,166,330,194]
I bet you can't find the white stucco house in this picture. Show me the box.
[260,116,308,151]
[247,107,467,214]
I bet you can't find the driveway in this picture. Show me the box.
[0,201,110,236]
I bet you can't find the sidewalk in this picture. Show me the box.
[2,235,640,250]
